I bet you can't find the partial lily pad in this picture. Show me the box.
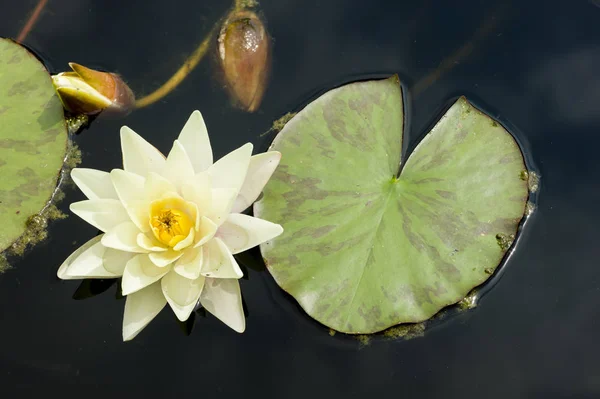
[254,76,529,334]
[0,38,68,254]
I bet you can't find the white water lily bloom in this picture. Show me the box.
[57,110,283,341]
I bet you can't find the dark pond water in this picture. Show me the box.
[2,0,600,397]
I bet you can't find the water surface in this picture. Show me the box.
[1,0,600,397]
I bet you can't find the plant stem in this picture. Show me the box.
[134,26,217,109]
[16,0,252,108]
[16,0,48,43]
[135,0,253,109]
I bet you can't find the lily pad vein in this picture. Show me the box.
[342,180,395,329]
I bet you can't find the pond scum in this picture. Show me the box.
[354,322,427,347]
[352,293,478,348]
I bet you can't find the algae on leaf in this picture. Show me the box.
[254,76,529,334]
[0,38,68,254]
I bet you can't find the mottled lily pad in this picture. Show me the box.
[254,76,529,334]
[0,38,68,254]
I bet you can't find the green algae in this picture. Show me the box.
[527,171,540,193]
[260,112,297,137]
[382,323,426,340]
[458,290,479,310]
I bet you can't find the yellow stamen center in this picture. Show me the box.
[149,198,194,248]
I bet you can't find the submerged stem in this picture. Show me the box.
[16,0,48,43]
[411,3,506,96]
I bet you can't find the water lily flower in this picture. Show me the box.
[52,63,135,116]
[57,110,283,341]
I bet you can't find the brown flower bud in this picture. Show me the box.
[218,10,271,112]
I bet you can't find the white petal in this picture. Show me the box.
[177,110,213,173]
[232,151,281,212]
[71,168,118,200]
[58,236,100,279]
[121,254,171,295]
[194,216,218,248]
[174,246,203,279]
[190,201,201,232]
[60,239,121,279]
[103,248,136,275]
[201,239,221,272]
[173,228,195,251]
[122,282,167,341]
[58,236,110,279]
[218,213,284,254]
[181,172,212,216]
[200,278,245,332]
[206,188,238,226]
[149,250,184,268]
[102,222,148,253]
[208,143,253,193]
[161,271,205,321]
[120,126,166,176]
[110,169,150,233]
[201,238,243,279]
[161,140,195,191]
[144,172,176,200]
[70,199,130,233]
[137,233,167,252]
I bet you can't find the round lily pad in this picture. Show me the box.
[0,39,68,253]
[254,76,529,334]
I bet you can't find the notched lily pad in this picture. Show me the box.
[0,38,69,261]
[254,76,530,334]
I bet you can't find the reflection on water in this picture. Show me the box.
[1,0,600,397]
[529,47,600,126]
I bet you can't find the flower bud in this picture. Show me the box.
[51,63,135,116]
[218,10,271,112]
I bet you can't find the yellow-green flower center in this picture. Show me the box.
[149,198,194,247]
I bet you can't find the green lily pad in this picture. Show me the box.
[254,76,529,334]
[0,38,68,254]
